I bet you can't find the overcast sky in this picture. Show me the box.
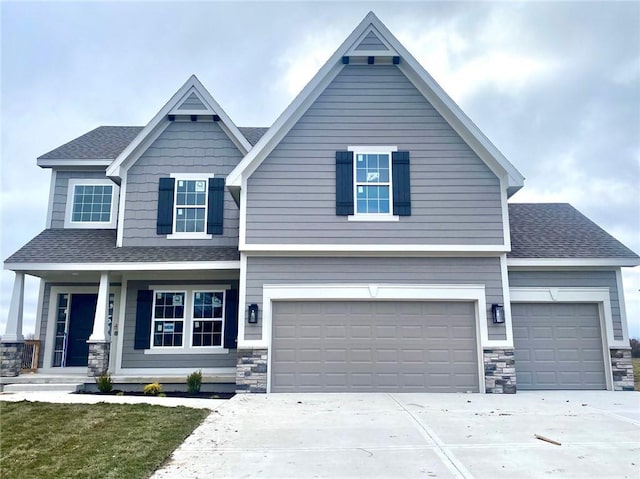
[1,1,639,338]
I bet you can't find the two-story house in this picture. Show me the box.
[2,12,638,393]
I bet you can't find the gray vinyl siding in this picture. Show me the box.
[355,31,388,50]
[508,270,622,340]
[123,121,242,247]
[121,280,238,369]
[50,169,111,228]
[244,256,504,341]
[177,92,207,110]
[245,65,504,245]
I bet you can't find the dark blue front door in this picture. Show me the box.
[66,294,97,367]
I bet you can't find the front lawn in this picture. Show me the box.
[633,357,640,391]
[0,401,208,479]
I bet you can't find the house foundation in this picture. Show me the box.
[236,348,268,393]
[0,342,24,377]
[483,348,516,393]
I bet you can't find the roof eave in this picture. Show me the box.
[37,159,114,168]
[507,258,640,267]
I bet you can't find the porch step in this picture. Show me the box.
[2,382,83,393]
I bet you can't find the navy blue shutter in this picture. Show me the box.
[134,290,154,350]
[156,178,175,234]
[336,151,354,215]
[207,177,224,235]
[392,151,411,216]
[223,289,238,349]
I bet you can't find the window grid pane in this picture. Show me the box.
[71,184,113,222]
[174,179,207,232]
[153,292,186,348]
[355,153,391,214]
[192,291,224,347]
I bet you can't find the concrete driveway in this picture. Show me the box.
[153,391,640,479]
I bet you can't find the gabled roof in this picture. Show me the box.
[4,229,239,266]
[227,11,525,198]
[106,75,252,179]
[508,203,639,263]
[35,125,268,169]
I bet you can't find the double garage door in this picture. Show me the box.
[271,300,479,393]
[512,303,606,390]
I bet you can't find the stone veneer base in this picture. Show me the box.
[236,348,268,393]
[0,342,24,377]
[484,348,516,394]
[610,348,634,391]
[87,341,110,377]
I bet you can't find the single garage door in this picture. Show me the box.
[271,300,479,393]
[512,303,606,390]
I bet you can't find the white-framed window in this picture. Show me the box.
[64,179,119,228]
[348,146,399,221]
[152,291,186,347]
[149,286,226,352]
[167,173,212,239]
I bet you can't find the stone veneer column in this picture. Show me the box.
[483,348,517,393]
[610,349,634,391]
[236,349,268,393]
[0,342,24,377]
[87,342,110,377]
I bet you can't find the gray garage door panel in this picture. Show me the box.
[271,301,479,393]
[512,303,606,390]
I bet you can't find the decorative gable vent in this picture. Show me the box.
[177,92,207,111]
[355,30,389,51]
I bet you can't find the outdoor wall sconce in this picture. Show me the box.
[248,304,259,324]
[492,304,505,324]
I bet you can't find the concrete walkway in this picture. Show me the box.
[0,390,227,410]
[153,391,640,479]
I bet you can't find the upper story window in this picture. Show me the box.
[64,179,119,229]
[335,146,411,221]
[175,179,207,233]
[156,174,225,239]
[354,152,392,215]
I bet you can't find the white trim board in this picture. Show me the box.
[236,282,504,394]
[239,244,509,253]
[5,261,240,272]
[507,258,640,267]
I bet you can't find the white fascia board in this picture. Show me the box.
[106,75,250,179]
[227,11,524,194]
[37,159,113,168]
[507,258,640,267]
[240,243,509,253]
[4,261,240,272]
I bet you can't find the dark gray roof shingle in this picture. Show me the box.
[4,229,239,264]
[38,125,268,160]
[38,126,143,160]
[508,203,639,259]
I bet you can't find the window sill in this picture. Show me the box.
[144,348,229,355]
[347,215,399,222]
[166,233,213,240]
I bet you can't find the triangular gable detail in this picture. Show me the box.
[106,75,252,180]
[227,12,524,196]
[176,91,208,111]
[354,30,389,51]
[349,27,396,56]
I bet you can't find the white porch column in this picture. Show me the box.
[4,272,25,342]
[89,272,109,342]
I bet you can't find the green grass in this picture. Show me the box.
[633,357,640,391]
[0,401,208,479]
